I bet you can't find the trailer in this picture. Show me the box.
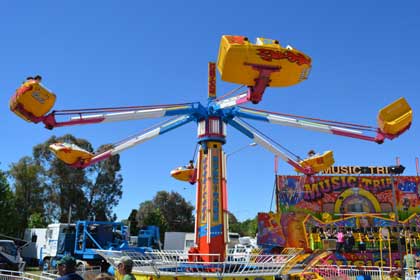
[163,232,194,251]
[37,220,140,270]
[21,228,47,266]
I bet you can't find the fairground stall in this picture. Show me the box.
[258,164,420,267]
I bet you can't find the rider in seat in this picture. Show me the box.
[308,150,318,158]
[186,160,194,169]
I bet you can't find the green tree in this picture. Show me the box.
[0,168,19,236]
[153,191,194,232]
[137,201,168,235]
[27,212,48,228]
[228,212,241,234]
[9,156,47,235]
[32,134,123,222]
[228,213,258,237]
[136,191,194,233]
[127,209,139,235]
[84,144,123,221]
[238,216,258,237]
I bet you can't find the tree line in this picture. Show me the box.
[1,134,123,237]
[1,134,257,239]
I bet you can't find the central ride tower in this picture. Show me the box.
[193,62,229,262]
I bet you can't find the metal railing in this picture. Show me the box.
[97,249,301,277]
[42,266,101,280]
[0,269,54,280]
[311,265,394,280]
[0,265,101,280]
[404,268,420,280]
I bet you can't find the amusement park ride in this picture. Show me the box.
[10,35,412,274]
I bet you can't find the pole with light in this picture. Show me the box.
[226,142,257,158]
[389,164,405,275]
[224,142,257,232]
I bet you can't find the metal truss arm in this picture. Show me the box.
[227,117,314,175]
[70,115,195,168]
[234,107,386,143]
[42,103,197,129]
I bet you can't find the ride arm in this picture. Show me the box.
[209,66,280,111]
[42,103,197,129]
[234,101,412,144]
[68,115,195,168]
[227,117,315,175]
[210,92,249,110]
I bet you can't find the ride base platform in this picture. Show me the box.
[97,248,303,280]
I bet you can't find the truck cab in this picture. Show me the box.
[40,223,76,269]
[40,221,135,270]
[138,226,161,249]
[0,240,25,271]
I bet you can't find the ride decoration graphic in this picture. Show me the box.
[258,174,420,255]
[256,48,311,65]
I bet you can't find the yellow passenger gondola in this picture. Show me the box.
[10,80,56,122]
[170,166,197,183]
[295,150,334,173]
[217,35,311,87]
[49,142,94,165]
[377,97,412,135]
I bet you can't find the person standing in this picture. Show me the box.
[56,256,84,280]
[356,229,366,254]
[336,229,345,253]
[116,256,136,280]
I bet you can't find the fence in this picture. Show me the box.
[0,269,54,280]
[404,269,420,280]
[0,266,101,280]
[42,266,101,280]
[312,265,394,280]
[97,249,302,277]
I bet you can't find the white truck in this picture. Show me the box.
[163,232,195,251]
[22,228,47,266]
[22,223,77,269]
[23,221,133,270]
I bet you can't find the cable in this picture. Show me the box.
[191,143,199,162]
[269,175,276,212]
[215,85,246,101]
[238,117,301,160]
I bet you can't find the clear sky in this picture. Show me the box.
[2,1,420,222]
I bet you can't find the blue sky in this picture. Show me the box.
[2,1,420,222]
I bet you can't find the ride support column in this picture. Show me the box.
[193,117,228,262]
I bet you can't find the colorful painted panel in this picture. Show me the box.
[258,175,420,251]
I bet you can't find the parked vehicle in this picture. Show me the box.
[0,235,27,271]
[21,228,47,266]
[138,226,161,249]
[25,220,149,271]
[228,232,240,248]
[163,232,194,251]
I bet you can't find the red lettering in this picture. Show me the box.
[227,36,246,45]
[256,48,311,65]
[208,62,216,97]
